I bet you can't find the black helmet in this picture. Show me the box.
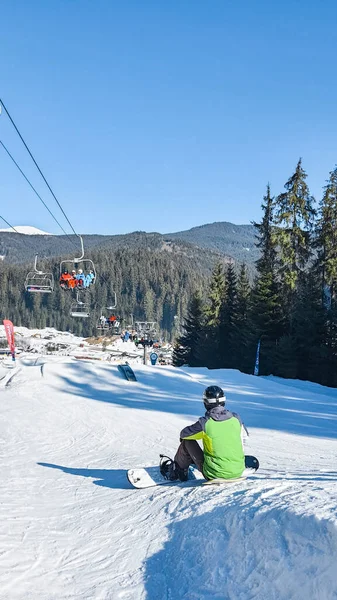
[203,385,225,410]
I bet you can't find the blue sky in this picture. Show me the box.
[1,0,337,235]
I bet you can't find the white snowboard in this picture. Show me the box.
[127,467,251,489]
[127,466,201,489]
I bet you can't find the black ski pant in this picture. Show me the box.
[174,440,204,475]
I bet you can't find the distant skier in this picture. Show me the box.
[165,386,247,482]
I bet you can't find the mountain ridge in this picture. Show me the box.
[0,221,258,267]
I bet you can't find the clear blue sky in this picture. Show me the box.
[1,0,337,235]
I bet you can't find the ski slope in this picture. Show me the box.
[1,356,337,599]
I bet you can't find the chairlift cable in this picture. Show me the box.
[0,140,77,246]
[1,99,114,304]
[0,214,54,257]
[0,98,79,239]
[0,215,21,234]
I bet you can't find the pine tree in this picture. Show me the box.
[253,184,277,273]
[234,264,251,371]
[172,292,205,367]
[250,271,285,374]
[274,159,315,292]
[202,262,226,368]
[251,185,285,374]
[205,262,226,327]
[216,264,239,368]
[315,166,337,305]
[291,272,326,382]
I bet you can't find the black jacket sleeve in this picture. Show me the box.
[180,419,204,440]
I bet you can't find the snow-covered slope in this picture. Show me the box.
[0,225,52,235]
[1,357,336,599]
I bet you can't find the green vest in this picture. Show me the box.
[202,417,245,480]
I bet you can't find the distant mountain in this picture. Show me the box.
[166,222,258,264]
[0,225,52,235]
[0,222,259,268]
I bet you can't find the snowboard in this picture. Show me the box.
[127,465,200,489]
[127,455,259,489]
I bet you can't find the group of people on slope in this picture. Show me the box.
[60,269,95,290]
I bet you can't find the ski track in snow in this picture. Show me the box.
[0,345,337,599]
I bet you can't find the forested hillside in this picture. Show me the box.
[0,222,257,266]
[168,221,258,263]
[0,242,225,339]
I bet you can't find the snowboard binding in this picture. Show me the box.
[245,455,259,471]
[159,454,189,482]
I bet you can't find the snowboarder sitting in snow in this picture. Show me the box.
[164,386,247,482]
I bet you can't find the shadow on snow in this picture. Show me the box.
[37,462,134,490]
[143,496,337,600]
[37,462,337,491]
[51,362,337,439]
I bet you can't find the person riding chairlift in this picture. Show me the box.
[86,269,95,287]
[60,270,72,289]
[108,314,117,327]
[76,269,86,287]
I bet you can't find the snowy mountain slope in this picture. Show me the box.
[0,358,336,599]
[0,225,52,235]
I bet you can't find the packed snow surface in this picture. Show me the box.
[1,340,337,598]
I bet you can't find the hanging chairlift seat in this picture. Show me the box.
[60,235,96,290]
[70,301,90,318]
[96,297,118,330]
[70,291,90,318]
[25,255,54,293]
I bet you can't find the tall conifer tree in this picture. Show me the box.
[217,264,238,368]
[234,264,251,371]
[274,159,315,292]
[253,184,277,273]
[251,185,284,374]
[316,166,337,304]
[202,262,226,368]
[172,291,205,367]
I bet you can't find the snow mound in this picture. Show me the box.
[146,489,337,600]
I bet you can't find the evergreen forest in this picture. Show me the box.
[2,159,337,387]
[173,160,337,388]
[0,242,219,340]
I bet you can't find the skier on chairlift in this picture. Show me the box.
[60,269,72,289]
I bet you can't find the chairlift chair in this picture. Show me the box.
[25,255,54,293]
[96,295,118,331]
[70,291,90,318]
[135,321,157,336]
[60,235,96,290]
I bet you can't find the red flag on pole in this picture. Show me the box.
[3,319,15,361]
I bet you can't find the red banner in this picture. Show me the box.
[3,319,15,360]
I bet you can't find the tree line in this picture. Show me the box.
[0,245,212,340]
[173,160,337,388]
